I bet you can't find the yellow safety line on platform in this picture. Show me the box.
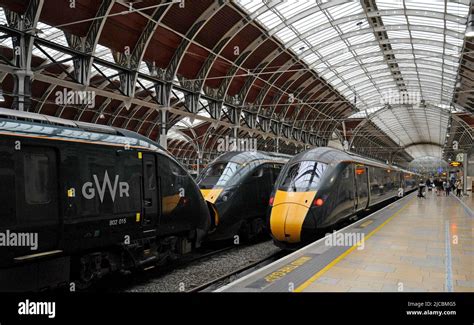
[294,196,416,292]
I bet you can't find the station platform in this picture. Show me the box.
[217,191,473,292]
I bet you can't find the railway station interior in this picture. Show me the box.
[0,0,473,302]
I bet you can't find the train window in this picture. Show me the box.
[279,161,327,192]
[198,161,242,188]
[145,161,156,190]
[24,153,51,205]
[252,167,264,177]
[169,159,187,177]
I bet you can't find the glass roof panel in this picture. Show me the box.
[234,0,470,158]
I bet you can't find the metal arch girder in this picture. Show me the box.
[10,49,314,152]
[121,1,172,69]
[194,0,284,94]
[5,0,44,111]
[85,0,115,54]
[165,1,225,84]
[76,0,115,86]
[216,33,266,101]
[265,70,343,140]
[450,114,474,141]
[235,49,285,105]
[115,1,172,100]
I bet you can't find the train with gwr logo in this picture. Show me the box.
[0,108,211,291]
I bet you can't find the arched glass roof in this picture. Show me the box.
[236,0,471,158]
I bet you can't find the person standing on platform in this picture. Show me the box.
[455,179,463,197]
[445,180,451,196]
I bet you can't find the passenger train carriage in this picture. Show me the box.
[197,151,289,241]
[0,108,210,291]
[269,147,418,248]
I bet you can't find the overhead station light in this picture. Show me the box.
[467,14,474,37]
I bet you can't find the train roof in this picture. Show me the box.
[292,147,417,175]
[0,107,168,154]
[211,151,290,165]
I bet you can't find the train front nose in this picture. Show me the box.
[269,191,317,244]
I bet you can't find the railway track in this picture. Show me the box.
[186,249,287,292]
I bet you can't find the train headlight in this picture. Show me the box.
[313,198,324,207]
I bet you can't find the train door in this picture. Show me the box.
[16,146,60,254]
[255,164,274,214]
[354,164,369,211]
[142,153,159,228]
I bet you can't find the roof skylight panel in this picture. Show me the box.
[306,27,338,47]
[353,45,381,57]
[376,0,402,10]
[328,52,354,67]
[290,40,308,53]
[386,30,411,39]
[256,10,282,29]
[411,30,444,42]
[405,0,445,13]
[445,20,465,32]
[275,28,298,43]
[346,33,376,46]
[338,20,369,34]
[326,1,363,20]
[413,43,445,54]
[334,64,353,75]
[292,10,328,34]
[302,53,319,65]
[445,35,464,47]
[381,15,408,26]
[276,0,314,17]
[317,40,347,58]
[361,56,383,64]
[365,64,388,72]
[408,15,445,28]
[236,0,264,13]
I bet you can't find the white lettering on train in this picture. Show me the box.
[82,171,130,203]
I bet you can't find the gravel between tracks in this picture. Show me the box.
[123,240,280,292]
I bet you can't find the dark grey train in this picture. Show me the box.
[269,147,418,248]
[197,151,289,241]
[0,108,210,291]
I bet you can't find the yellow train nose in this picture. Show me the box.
[200,189,223,204]
[270,190,316,243]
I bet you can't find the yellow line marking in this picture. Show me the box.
[358,220,374,228]
[294,196,416,292]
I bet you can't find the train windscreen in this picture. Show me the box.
[279,161,328,192]
[197,161,242,189]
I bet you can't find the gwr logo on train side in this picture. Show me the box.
[82,171,130,203]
